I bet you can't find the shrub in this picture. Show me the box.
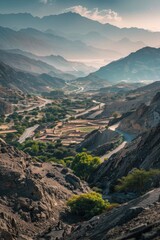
[67,192,110,220]
[115,168,160,194]
[71,152,101,181]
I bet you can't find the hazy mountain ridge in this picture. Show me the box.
[0,12,160,46]
[80,47,160,86]
[0,49,73,79]
[5,49,96,77]
[0,12,160,68]
[0,61,66,93]
[0,26,121,62]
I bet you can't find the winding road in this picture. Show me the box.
[101,122,135,161]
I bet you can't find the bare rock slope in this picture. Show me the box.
[119,92,160,134]
[0,139,89,239]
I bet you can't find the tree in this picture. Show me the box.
[71,152,101,181]
[115,168,160,194]
[67,192,110,220]
[112,112,119,119]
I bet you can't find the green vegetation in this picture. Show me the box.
[67,192,112,220]
[115,168,160,194]
[5,103,67,142]
[17,144,101,182]
[17,140,77,164]
[71,152,101,181]
[78,126,98,133]
[42,90,65,99]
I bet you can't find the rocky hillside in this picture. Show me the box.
[99,81,160,118]
[74,48,160,90]
[77,128,122,156]
[0,139,89,239]
[91,124,160,193]
[63,188,160,240]
[89,47,160,83]
[118,92,160,134]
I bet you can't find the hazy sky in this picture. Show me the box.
[0,0,160,31]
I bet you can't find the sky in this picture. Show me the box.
[0,0,160,31]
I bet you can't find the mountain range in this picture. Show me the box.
[0,49,75,80]
[5,49,95,77]
[75,47,160,88]
[0,12,160,46]
[1,12,160,68]
[0,26,121,63]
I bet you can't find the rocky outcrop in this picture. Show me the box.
[77,128,121,155]
[63,188,160,240]
[0,140,89,239]
[118,92,160,134]
[91,125,160,193]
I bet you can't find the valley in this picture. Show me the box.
[0,4,160,240]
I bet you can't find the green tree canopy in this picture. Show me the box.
[115,168,160,194]
[67,192,110,220]
[71,152,101,181]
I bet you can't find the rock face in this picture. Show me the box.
[77,128,121,155]
[91,124,160,193]
[0,140,89,239]
[64,188,160,240]
[118,92,160,134]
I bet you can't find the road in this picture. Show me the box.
[101,122,135,161]
[0,130,17,134]
[65,81,84,93]
[101,141,127,161]
[5,97,53,117]
[18,124,39,144]
[75,101,105,118]
[16,97,53,114]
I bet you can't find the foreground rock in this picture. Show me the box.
[64,188,160,240]
[0,139,89,239]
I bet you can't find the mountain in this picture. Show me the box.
[75,32,146,56]
[84,47,160,85]
[0,49,76,80]
[40,55,96,77]
[6,49,95,77]
[0,26,121,62]
[0,12,160,46]
[0,139,89,239]
[0,62,66,93]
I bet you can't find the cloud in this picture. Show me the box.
[64,5,122,24]
[40,0,48,4]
